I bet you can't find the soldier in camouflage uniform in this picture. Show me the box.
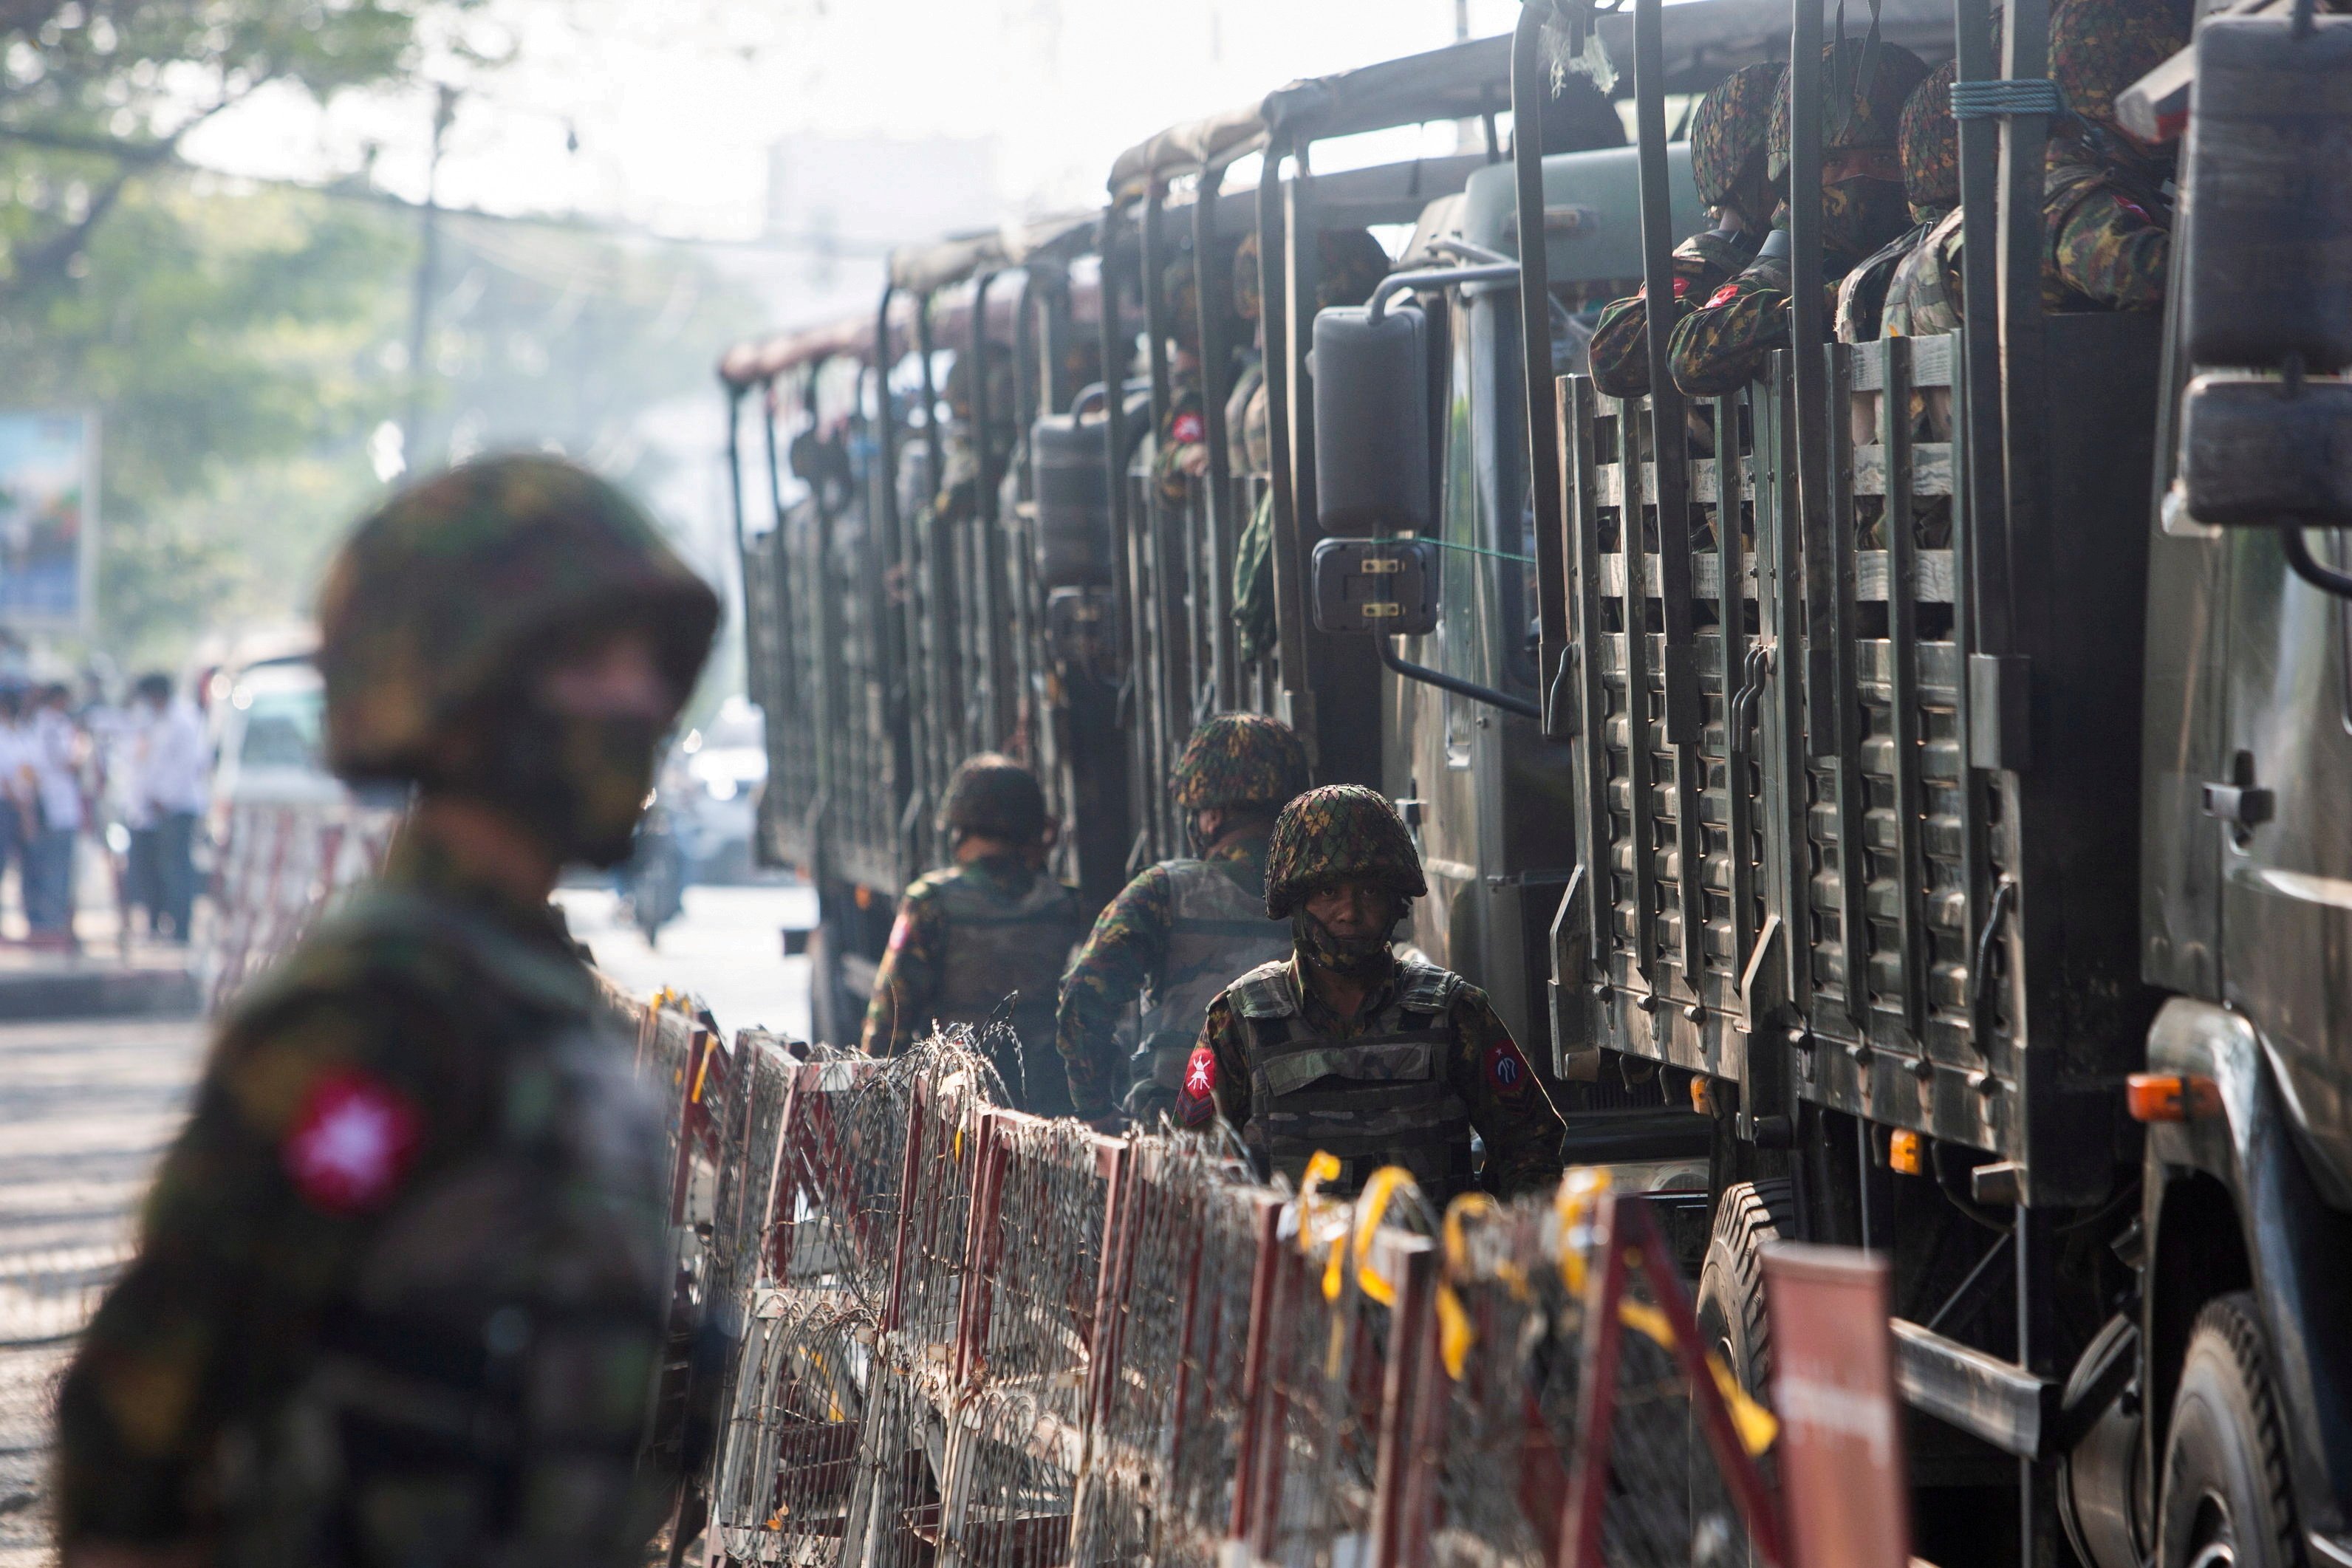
[1182,785,1566,1200]
[1056,714,1311,1125]
[1876,55,1975,340]
[55,455,720,1568]
[861,753,1084,1115]
[1668,38,1930,397]
[1590,61,1784,397]
[2042,0,2179,311]
[1228,227,1392,664]
[1840,60,1967,343]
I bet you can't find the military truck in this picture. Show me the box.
[1301,0,2346,1563]
[722,0,2352,1558]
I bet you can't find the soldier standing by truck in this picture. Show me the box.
[1180,784,1565,1200]
[860,753,1084,1114]
[1055,714,1309,1126]
[54,454,719,1568]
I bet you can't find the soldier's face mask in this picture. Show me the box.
[468,629,680,869]
[1819,176,1912,267]
[1294,882,1403,980]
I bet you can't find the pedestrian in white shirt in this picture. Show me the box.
[24,682,85,943]
[129,673,208,942]
[0,686,27,925]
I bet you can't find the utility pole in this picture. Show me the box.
[402,83,458,472]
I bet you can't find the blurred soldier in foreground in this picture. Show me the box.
[1182,784,1566,1200]
[1669,37,1929,397]
[55,454,719,1568]
[1589,61,1784,396]
[1056,714,1309,1126]
[861,753,1084,1114]
[2043,0,2179,310]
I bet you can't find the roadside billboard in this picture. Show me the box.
[0,410,98,630]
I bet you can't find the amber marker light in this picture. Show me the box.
[1887,1128,1923,1175]
[2126,1072,2223,1123]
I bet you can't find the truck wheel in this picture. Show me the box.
[2158,1292,2300,1568]
[1695,1179,1796,1400]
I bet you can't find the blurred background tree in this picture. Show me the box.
[0,0,759,667]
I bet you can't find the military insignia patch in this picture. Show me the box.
[886,910,915,953]
[1176,1045,1218,1126]
[1170,410,1206,445]
[1484,1039,1534,1098]
[284,1068,421,1216]
[1704,281,1745,310]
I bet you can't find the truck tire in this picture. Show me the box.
[1695,1179,1797,1400]
[2158,1292,2301,1568]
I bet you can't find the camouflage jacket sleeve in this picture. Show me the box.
[1588,230,1755,398]
[1667,244,1801,399]
[55,982,476,1544]
[1153,388,1208,504]
[1055,866,1177,1117]
[1194,987,1254,1132]
[861,878,951,1057]
[1443,985,1568,1199]
[2046,177,2170,310]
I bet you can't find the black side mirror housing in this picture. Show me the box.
[2178,375,2352,525]
[1311,538,1440,635]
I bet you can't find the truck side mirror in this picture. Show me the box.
[2178,377,2352,526]
[1313,301,1434,536]
[1031,384,1114,589]
[1311,537,1440,635]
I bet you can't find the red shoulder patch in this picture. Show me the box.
[1176,1045,1219,1127]
[1483,1038,1534,1098]
[1703,282,1745,310]
[283,1068,422,1216]
[1169,410,1206,446]
[886,909,916,954]
[1670,276,1691,298]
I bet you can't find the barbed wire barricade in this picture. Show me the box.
[201,801,398,1010]
[1411,1193,1582,1568]
[934,1111,1125,1566]
[636,1004,1815,1568]
[1073,1137,1278,1567]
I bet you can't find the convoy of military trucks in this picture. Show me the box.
[716,0,2352,1561]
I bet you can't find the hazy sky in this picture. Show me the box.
[185,0,1536,242]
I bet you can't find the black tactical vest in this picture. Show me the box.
[931,867,1084,1114]
[1228,956,1474,1200]
[1127,857,1293,1102]
[222,886,677,1568]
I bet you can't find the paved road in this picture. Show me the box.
[0,882,813,1567]
[555,881,817,1044]
[0,1018,206,1568]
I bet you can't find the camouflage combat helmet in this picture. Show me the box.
[939,752,1049,843]
[1170,713,1310,814]
[1767,38,1932,183]
[1692,62,1785,209]
[318,453,719,783]
[2051,0,2186,138]
[1231,228,1392,325]
[1263,784,1427,919]
[1898,60,1963,217]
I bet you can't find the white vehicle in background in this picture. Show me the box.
[206,647,342,827]
[666,694,767,882]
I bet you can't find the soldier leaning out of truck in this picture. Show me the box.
[1668,38,1931,398]
[1056,715,1310,1128]
[1178,785,1567,1202]
[861,753,1084,1115]
[1589,61,1784,397]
